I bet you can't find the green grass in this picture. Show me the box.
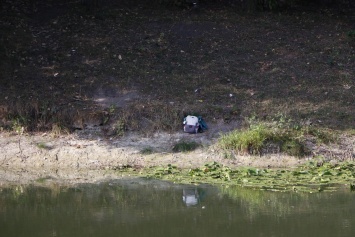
[281,140,307,157]
[219,123,270,155]
[36,142,51,150]
[140,147,154,155]
[218,118,338,157]
[347,30,355,38]
[306,127,338,144]
[172,140,200,152]
[35,176,53,183]
[112,119,126,137]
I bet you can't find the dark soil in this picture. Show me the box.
[0,0,354,135]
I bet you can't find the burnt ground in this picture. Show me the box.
[0,0,354,136]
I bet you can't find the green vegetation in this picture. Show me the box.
[35,176,54,183]
[51,123,69,137]
[219,123,270,155]
[11,118,26,135]
[218,117,338,157]
[140,147,154,155]
[112,119,126,137]
[347,30,355,38]
[141,161,355,193]
[153,164,180,177]
[36,142,51,150]
[172,140,200,152]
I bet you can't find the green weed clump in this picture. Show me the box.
[281,140,306,157]
[306,127,337,144]
[153,164,179,177]
[219,124,270,155]
[36,142,52,150]
[347,30,355,38]
[140,147,154,155]
[218,117,336,157]
[11,117,27,134]
[112,119,126,136]
[172,140,200,152]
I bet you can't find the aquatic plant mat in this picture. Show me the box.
[134,161,355,193]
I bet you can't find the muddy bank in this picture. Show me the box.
[1,121,355,186]
[0,128,310,185]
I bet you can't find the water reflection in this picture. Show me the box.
[1,179,355,237]
[182,188,199,206]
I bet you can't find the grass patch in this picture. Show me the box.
[347,30,355,38]
[112,119,126,137]
[281,140,307,157]
[218,117,336,157]
[219,123,270,155]
[36,142,52,150]
[51,123,69,137]
[35,176,53,183]
[172,140,200,152]
[140,147,154,155]
[11,117,27,134]
[306,127,338,144]
[346,129,355,136]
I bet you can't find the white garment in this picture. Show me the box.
[184,115,199,125]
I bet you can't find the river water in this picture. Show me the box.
[1,178,354,237]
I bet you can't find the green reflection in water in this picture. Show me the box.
[1,179,355,237]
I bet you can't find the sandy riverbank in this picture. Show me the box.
[1,124,354,186]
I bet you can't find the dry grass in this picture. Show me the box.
[0,0,354,135]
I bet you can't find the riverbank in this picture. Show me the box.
[1,126,354,186]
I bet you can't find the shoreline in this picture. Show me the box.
[0,129,354,186]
